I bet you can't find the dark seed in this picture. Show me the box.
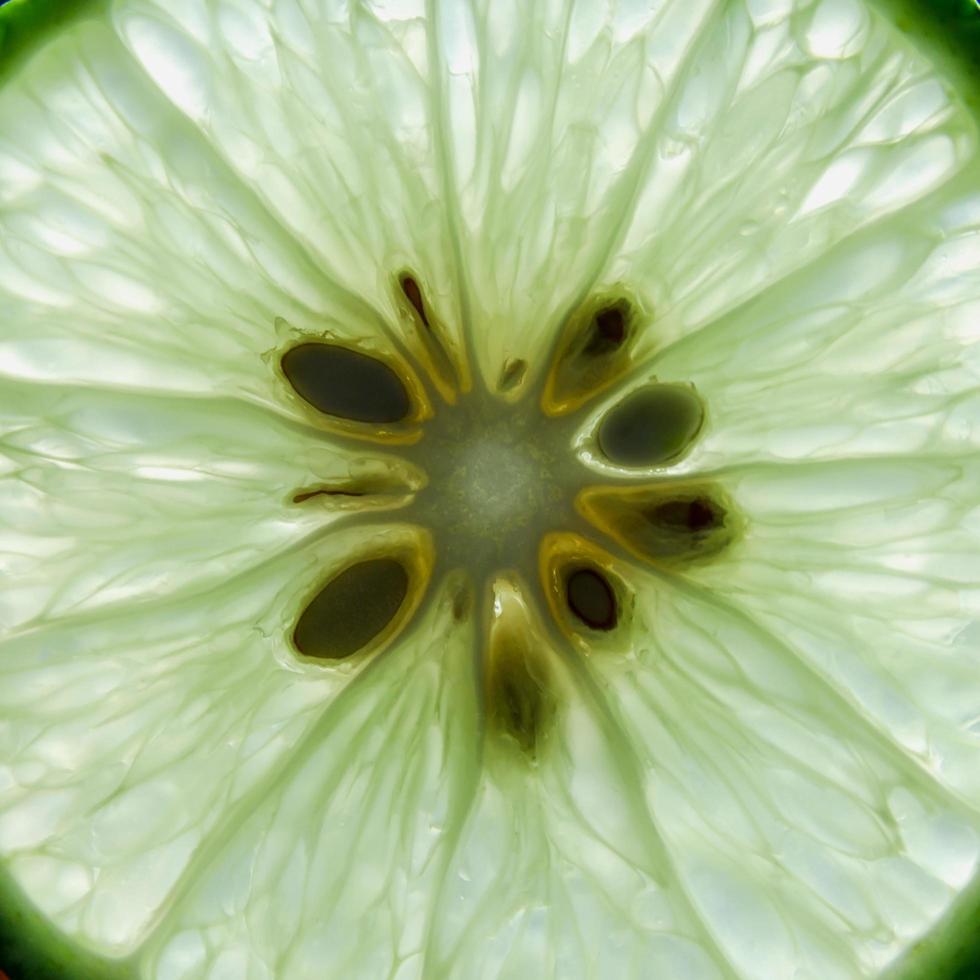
[292,487,366,503]
[584,304,627,356]
[542,295,638,414]
[281,343,411,424]
[497,358,527,392]
[500,675,536,750]
[293,558,408,660]
[292,473,412,506]
[451,581,472,622]
[397,271,462,394]
[598,385,703,467]
[632,494,726,559]
[577,484,737,566]
[649,498,719,533]
[487,635,548,755]
[565,567,617,631]
[400,274,430,328]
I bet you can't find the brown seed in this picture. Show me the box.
[497,357,528,393]
[396,271,463,397]
[577,484,738,566]
[565,567,617,631]
[649,497,719,533]
[293,558,408,660]
[486,634,549,755]
[451,581,473,622]
[584,304,627,355]
[597,384,703,467]
[541,294,640,415]
[399,273,430,328]
[292,487,367,503]
[281,343,411,424]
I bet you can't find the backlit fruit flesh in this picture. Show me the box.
[1,0,980,978]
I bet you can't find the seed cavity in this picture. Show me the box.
[289,484,411,511]
[291,468,419,510]
[577,483,739,567]
[399,273,430,328]
[451,579,473,622]
[484,578,556,759]
[497,357,528,394]
[539,532,631,648]
[652,497,720,534]
[293,487,366,503]
[597,384,704,468]
[565,567,617,631]
[293,557,409,660]
[281,342,412,424]
[541,293,640,416]
[487,632,551,757]
[584,305,627,356]
[396,271,465,400]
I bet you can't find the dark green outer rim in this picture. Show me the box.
[0,0,978,977]
[5,3,170,977]
[807,7,980,980]
[0,862,137,980]
[0,0,105,86]
[872,0,980,118]
[888,865,980,980]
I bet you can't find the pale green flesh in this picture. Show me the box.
[0,1,979,979]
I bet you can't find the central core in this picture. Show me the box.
[406,392,577,575]
[447,438,538,528]
[279,281,728,757]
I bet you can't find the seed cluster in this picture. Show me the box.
[280,274,739,758]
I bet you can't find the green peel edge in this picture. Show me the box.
[872,0,980,119]
[0,864,136,980]
[0,0,106,86]
[0,1,977,979]
[890,869,980,980]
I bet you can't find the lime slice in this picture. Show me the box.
[1,0,979,978]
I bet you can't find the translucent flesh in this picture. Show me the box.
[0,1,979,979]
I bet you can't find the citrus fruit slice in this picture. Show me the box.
[1,0,979,978]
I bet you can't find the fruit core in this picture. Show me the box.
[280,277,738,755]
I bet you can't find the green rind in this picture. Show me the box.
[872,9,980,971]
[890,870,980,980]
[0,0,106,86]
[872,0,980,117]
[0,0,977,979]
[0,866,136,980]
[1,0,139,973]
